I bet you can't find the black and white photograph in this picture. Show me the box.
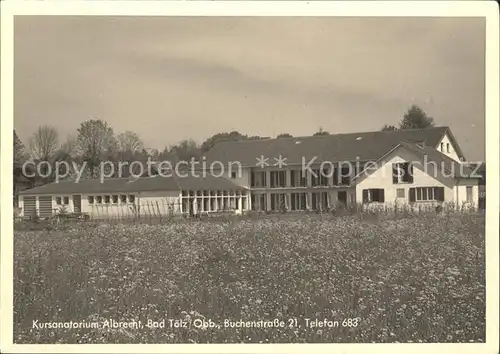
[1,1,498,351]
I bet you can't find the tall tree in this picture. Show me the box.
[313,127,330,136]
[200,131,266,153]
[14,130,27,169]
[277,133,293,138]
[76,119,117,178]
[117,131,144,153]
[59,134,78,159]
[28,125,59,162]
[52,135,79,180]
[169,139,200,163]
[146,148,160,160]
[13,130,31,207]
[28,125,59,182]
[399,105,435,129]
[381,124,398,131]
[201,131,247,153]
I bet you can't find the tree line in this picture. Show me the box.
[14,104,434,185]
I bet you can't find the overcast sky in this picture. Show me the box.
[14,16,485,160]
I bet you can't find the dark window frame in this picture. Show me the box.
[409,187,444,202]
[270,170,286,188]
[250,170,267,188]
[362,189,385,203]
[392,162,414,184]
[466,186,473,202]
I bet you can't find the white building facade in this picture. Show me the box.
[18,127,482,218]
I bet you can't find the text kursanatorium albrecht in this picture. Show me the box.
[32,318,361,330]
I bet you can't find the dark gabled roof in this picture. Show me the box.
[19,174,245,196]
[19,178,133,195]
[203,127,452,167]
[351,141,478,185]
[174,173,246,191]
[443,128,466,161]
[128,174,246,192]
[400,142,477,179]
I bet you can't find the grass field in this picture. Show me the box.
[13,213,485,343]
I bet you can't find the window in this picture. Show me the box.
[128,195,135,203]
[270,193,287,211]
[230,171,237,179]
[270,171,286,188]
[409,187,444,202]
[336,166,351,185]
[311,192,328,210]
[55,197,62,205]
[362,189,385,203]
[320,166,330,186]
[260,194,267,211]
[311,169,321,187]
[310,168,329,186]
[392,162,414,184]
[182,198,189,213]
[446,143,450,153]
[96,196,102,204]
[440,142,444,152]
[466,186,473,202]
[290,169,307,187]
[251,170,267,188]
[104,195,110,204]
[88,196,94,204]
[396,188,405,198]
[112,195,118,204]
[252,194,267,211]
[120,195,127,203]
[290,192,307,210]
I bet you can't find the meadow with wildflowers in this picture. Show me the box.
[14,213,485,343]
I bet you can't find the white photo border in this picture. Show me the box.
[1,1,498,353]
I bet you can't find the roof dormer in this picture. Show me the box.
[436,129,465,162]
